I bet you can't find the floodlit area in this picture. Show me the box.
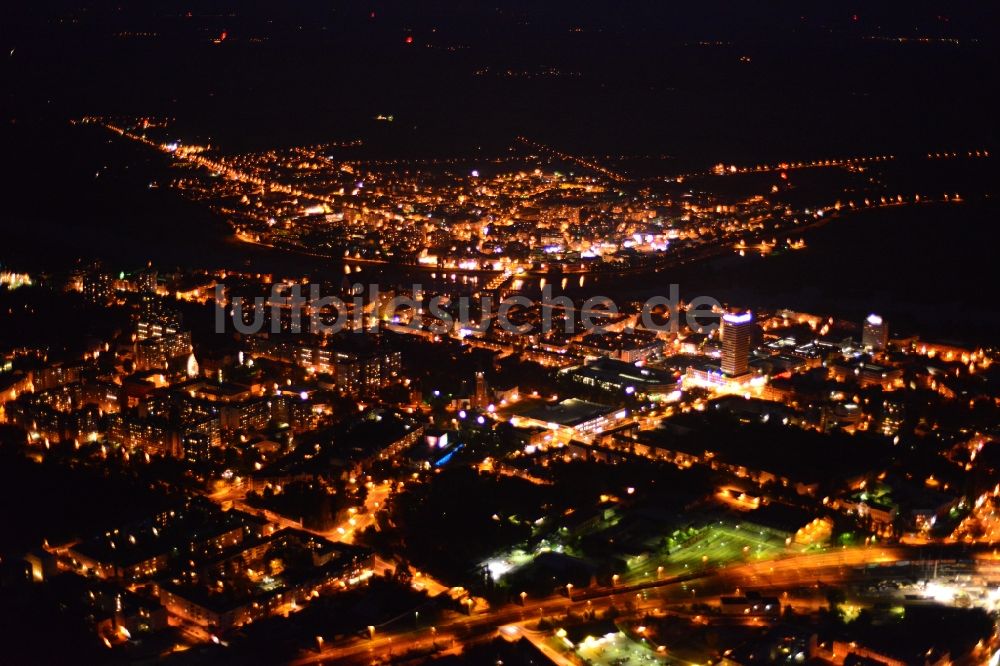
[484,520,799,586]
[484,542,569,581]
[575,630,667,666]
[893,577,1000,613]
[622,522,791,582]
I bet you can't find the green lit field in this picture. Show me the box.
[484,519,805,588]
[621,522,791,583]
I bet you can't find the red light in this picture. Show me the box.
[219,30,227,41]
[405,35,413,44]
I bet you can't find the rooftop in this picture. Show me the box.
[516,398,617,427]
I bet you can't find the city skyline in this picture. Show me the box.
[2,2,1000,665]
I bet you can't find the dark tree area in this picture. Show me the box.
[0,426,176,558]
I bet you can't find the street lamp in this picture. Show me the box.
[565,583,573,597]
[612,574,620,586]
[520,591,527,605]
[315,636,324,652]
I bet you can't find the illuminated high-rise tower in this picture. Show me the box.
[474,371,489,408]
[862,313,888,352]
[721,311,753,376]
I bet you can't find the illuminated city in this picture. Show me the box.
[3,3,1000,665]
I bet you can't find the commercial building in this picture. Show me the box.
[510,398,627,443]
[862,313,889,352]
[560,357,679,400]
[721,311,753,376]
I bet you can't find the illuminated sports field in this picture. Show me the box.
[621,522,791,583]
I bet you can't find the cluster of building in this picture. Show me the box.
[80,116,946,279]
[1,267,407,469]
[50,497,374,633]
[2,251,998,661]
